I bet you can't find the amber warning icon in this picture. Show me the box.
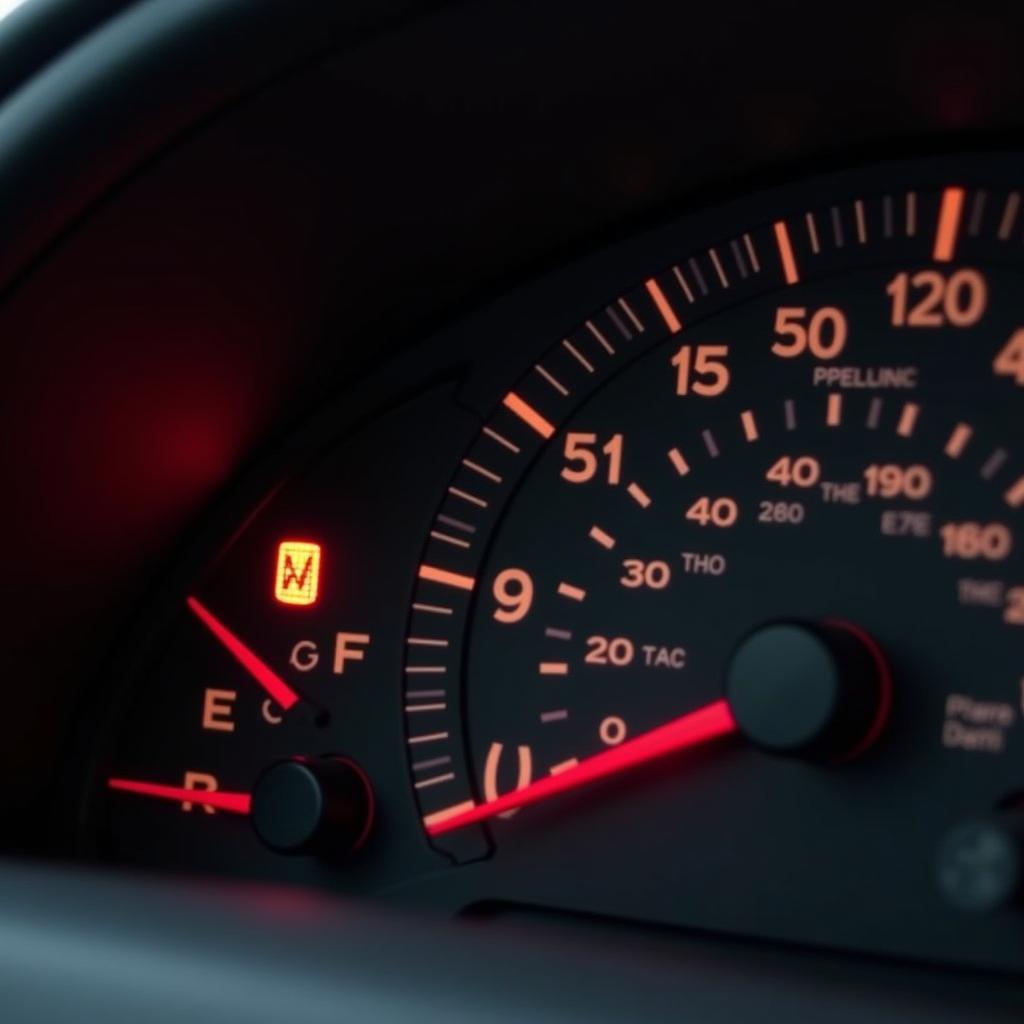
[274,541,322,606]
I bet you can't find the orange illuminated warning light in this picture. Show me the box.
[274,541,322,606]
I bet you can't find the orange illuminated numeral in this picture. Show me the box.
[672,344,730,396]
[274,541,321,606]
[940,522,1013,561]
[492,569,533,623]
[620,559,671,589]
[994,329,1024,385]
[772,307,847,359]
[599,717,627,745]
[561,433,623,484]
[765,455,820,488]
[863,464,933,500]
[887,269,986,327]
[686,496,739,528]
[483,742,533,818]
[1005,588,1024,625]
[585,636,635,667]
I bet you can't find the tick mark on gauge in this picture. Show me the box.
[645,278,683,333]
[539,662,569,676]
[968,190,986,236]
[586,320,615,354]
[430,530,470,550]
[830,206,845,248]
[998,192,1021,240]
[730,239,749,279]
[412,755,452,772]
[982,448,1009,480]
[413,602,454,616]
[545,627,573,641]
[414,773,456,790]
[408,732,450,746]
[827,393,843,427]
[557,582,587,602]
[784,399,798,431]
[743,232,761,272]
[503,392,556,439]
[854,199,868,244]
[627,482,652,508]
[405,666,447,676]
[406,637,449,648]
[535,363,569,396]
[906,191,918,236]
[688,258,709,296]
[404,702,447,713]
[540,710,569,724]
[668,447,691,476]
[606,305,633,340]
[617,297,645,333]
[805,212,821,254]
[437,513,475,534]
[589,525,616,549]
[866,397,883,430]
[709,247,729,288]
[419,564,476,591]
[462,458,502,484]
[448,485,488,509]
[896,402,920,438]
[673,265,696,303]
[740,410,759,442]
[1005,475,1024,508]
[562,339,595,372]
[702,430,720,458]
[773,220,800,284]
[484,426,521,454]
[934,187,965,262]
[549,758,580,775]
[945,423,974,459]
[423,801,475,828]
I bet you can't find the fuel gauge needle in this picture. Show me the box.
[427,698,738,836]
[187,596,301,711]
[107,778,251,814]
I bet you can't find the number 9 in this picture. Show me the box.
[492,568,534,623]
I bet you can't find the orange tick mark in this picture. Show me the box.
[773,221,800,284]
[1005,476,1024,509]
[645,278,682,333]
[503,392,555,439]
[945,423,973,459]
[418,564,476,591]
[934,187,965,263]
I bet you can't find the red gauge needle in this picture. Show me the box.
[108,778,251,815]
[187,596,300,711]
[428,698,737,836]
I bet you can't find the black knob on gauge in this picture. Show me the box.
[935,809,1024,913]
[725,620,890,762]
[251,756,374,857]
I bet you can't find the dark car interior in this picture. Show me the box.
[1,1,1023,1020]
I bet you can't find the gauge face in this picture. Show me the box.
[91,158,1024,972]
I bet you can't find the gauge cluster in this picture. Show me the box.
[82,155,1024,973]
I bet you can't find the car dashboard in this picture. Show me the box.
[1,1,1023,1020]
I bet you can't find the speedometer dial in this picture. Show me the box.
[90,156,1024,973]
[403,169,1024,960]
